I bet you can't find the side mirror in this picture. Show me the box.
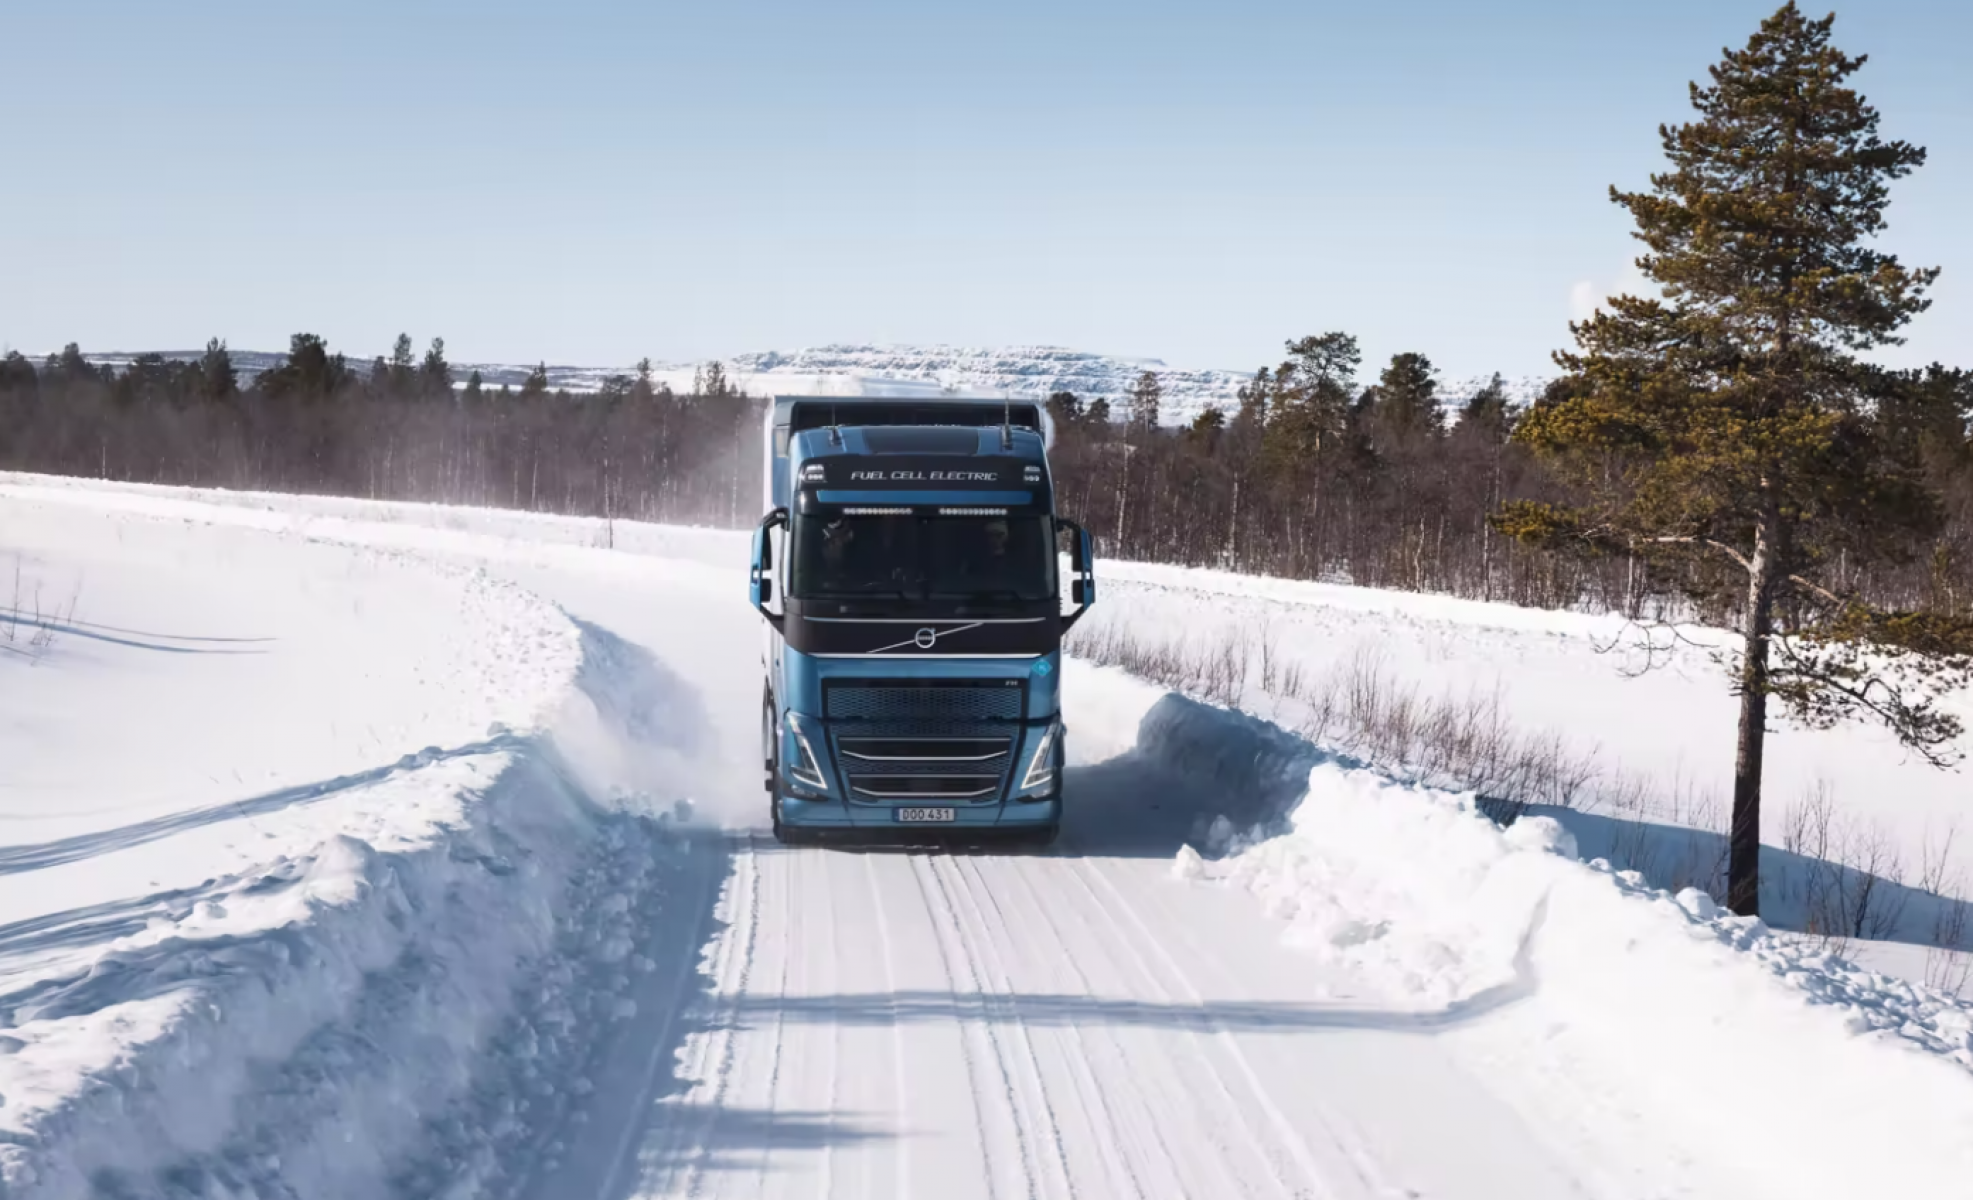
[1077,525,1095,604]
[1059,518,1095,630]
[750,508,787,628]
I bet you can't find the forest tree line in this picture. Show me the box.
[0,335,764,529]
[1,330,1968,623]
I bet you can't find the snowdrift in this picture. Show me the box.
[0,609,709,1199]
[1087,668,1973,1197]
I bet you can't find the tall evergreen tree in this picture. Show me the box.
[1046,390,1083,430]
[420,337,452,399]
[1458,373,1514,443]
[1366,352,1443,448]
[55,343,92,384]
[0,351,35,398]
[388,333,416,398]
[1497,3,1973,915]
[260,333,346,399]
[697,360,734,399]
[463,369,485,402]
[199,337,238,400]
[520,362,550,400]
[1263,333,1358,482]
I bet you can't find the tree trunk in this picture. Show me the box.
[1729,508,1783,916]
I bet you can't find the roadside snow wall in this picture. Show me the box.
[0,615,706,1200]
[1116,677,1973,1199]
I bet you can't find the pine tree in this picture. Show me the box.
[56,343,92,383]
[1264,333,1358,481]
[260,333,346,399]
[698,360,733,399]
[1365,352,1443,448]
[388,333,416,398]
[463,369,484,402]
[0,351,36,398]
[199,337,237,399]
[1046,390,1083,431]
[420,337,452,399]
[520,362,550,400]
[1128,370,1162,429]
[1457,373,1514,444]
[1497,2,1973,915]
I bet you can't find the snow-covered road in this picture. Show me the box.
[6,475,1973,1200]
[527,834,1594,1200]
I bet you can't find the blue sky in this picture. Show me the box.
[4,0,1967,382]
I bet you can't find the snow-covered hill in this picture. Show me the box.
[77,344,1549,424]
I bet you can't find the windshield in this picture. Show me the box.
[790,514,1057,602]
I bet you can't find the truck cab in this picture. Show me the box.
[749,395,1095,845]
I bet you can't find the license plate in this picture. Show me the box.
[895,807,957,823]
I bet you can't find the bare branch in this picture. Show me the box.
[1787,573,1846,608]
[1633,535,1753,573]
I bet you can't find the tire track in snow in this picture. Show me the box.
[906,853,1021,1200]
[863,853,911,1198]
[963,853,1151,1200]
[750,837,796,1196]
[993,850,1254,1200]
[930,854,1080,1200]
[1078,858,1424,1200]
[1084,858,1411,1200]
[1064,858,1326,1200]
[817,845,842,1200]
[1000,854,1192,1200]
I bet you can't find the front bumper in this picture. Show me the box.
[778,793,1061,830]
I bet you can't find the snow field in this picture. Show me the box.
[12,474,1973,1197]
[0,486,715,1197]
[1078,658,1973,1197]
[1077,559,1973,980]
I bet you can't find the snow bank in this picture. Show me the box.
[1139,693,1973,1198]
[0,564,711,1198]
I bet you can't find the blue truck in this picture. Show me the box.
[749,395,1096,846]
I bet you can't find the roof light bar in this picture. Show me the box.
[841,506,914,516]
[938,507,1010,516]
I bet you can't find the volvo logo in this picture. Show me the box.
[866,622,986,655]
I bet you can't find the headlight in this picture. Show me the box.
[1020,720,1060,794]
[784,711,829,792]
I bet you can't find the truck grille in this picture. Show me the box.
[839,736,1013,802]
[825,682,1024,803]
[824,682,1025,722]
[849,775,1002,801]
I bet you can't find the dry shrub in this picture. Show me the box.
[1071,618,1972,929]
[2,555,77,664]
